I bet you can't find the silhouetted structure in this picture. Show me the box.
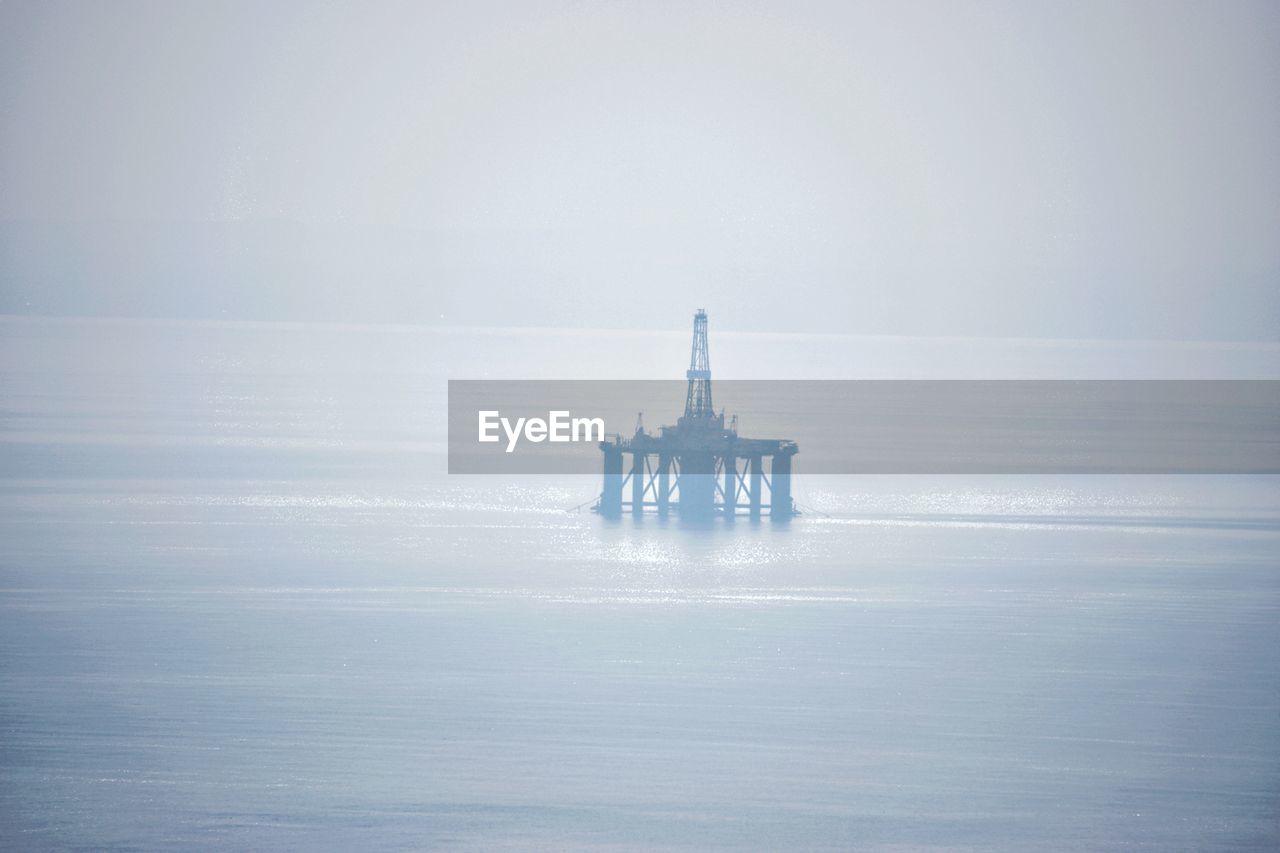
[595,309,798,522]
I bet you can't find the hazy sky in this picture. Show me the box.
[1,0,1276,339]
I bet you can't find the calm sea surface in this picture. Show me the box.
[1,317,1278,850]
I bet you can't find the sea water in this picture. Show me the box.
[1,317,1277,849]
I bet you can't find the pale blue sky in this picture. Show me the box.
[1,0,1276,339]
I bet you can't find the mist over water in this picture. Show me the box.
[2,317,1278,849]
[4,0,1278,845]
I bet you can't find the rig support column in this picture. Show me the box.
[601,444,623,518]
[749,455,763,518]
[678,452,716,521]
[723,455,737,520]
[770,452,792,522]
[630,452,645,514]
[657,453,671,516]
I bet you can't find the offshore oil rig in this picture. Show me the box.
[595,310,798,522]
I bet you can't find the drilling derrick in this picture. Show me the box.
[596,309,798,522]
[683,309,714,421]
